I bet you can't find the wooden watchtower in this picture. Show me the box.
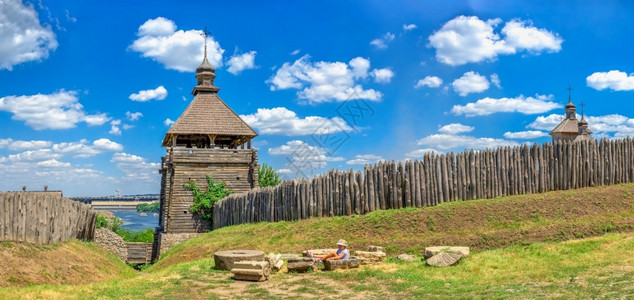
[156,30,259,254]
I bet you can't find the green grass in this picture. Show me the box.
[3,183,634,298]
[153,183,634,270]
[2,233,634,299]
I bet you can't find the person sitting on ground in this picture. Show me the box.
[307,239,349,262]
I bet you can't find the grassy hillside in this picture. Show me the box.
[2,184,634,298]
[1,232,633,299]
[153,183,634,270]
[0,240,136,287]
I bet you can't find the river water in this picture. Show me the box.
[111,210,159,231]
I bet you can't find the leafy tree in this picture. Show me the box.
[184,175,233,221]
[258,163,281,187]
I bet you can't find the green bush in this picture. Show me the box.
[258,163,281,187]
[114,227,154,243]
[136,202,160,213]
[184,175,233,221]
[95,216,109,229]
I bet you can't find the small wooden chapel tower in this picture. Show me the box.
[156,29,259,246]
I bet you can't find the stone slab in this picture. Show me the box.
[323,258,361,271]
[214,250,265,271]
[302,249,337,257]
[423,246,470,259]
[354,251,386,265]
[426,252,463,267]
[287,257,317,273]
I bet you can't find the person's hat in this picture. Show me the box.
[337,239,348,247]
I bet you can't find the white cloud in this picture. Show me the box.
[93,138,124,152]
[346,154,384,165]
[0,0,58,70]
[268,140,344,172]
[503,130,548,139]
[438,123,474,134]
[586,70,634,91]
[451,94,560,117]
[109,120,121,136]
[111,152,144,163]
[240,107,352,136]
[452,71,490,96]
[405,148,439,158]
[267,55,383,103]
[417,133,519,150]
[502,20,563,52]
[84,113,111,126]
[122,124,134,130]
[370,68,394,83]
[164,118,175,126]
[7,140,51,151]
[403,24,417,31]
[126,111,143,121]
[227,51,257,75]
[129,17,224,72]
[0,90,108,130]
[370,32,395,49]
[51,138,122,158]
[290,49,301,55]
[37,159,70,168]
[428,16,562,66]
[415,76,443,88]
[0,138,12,148]
[111,153,160,182]
[129,86,167,102]
[490,73,501,88]
[528,114,564,131]
[8,149,61,162]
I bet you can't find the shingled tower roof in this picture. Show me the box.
[550,86,579,136]
[162,29,257,148]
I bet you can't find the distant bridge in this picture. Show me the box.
[69,195,160,210]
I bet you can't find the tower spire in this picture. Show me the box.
[193,26,219,95]
[565,85,576,119]
[201,27,211,60]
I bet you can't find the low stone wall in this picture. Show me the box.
[156,232,201,256]
[94,228,127,262]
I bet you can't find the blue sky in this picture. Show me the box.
[1,0,634,196]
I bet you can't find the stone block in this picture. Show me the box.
[302,249,337,257]
[396,254,416,262]
[426,252,463,267]
[423,246,470,259]
[323,257,361,271]
[354,250,386,265]
[214,250,265,271]
[231,260,270,281]
[367,245,383,252]
[287,257,317,273]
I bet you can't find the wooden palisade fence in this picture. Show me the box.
[212,138,634,229]
[0,192,97,244]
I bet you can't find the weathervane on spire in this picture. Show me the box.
[567,85,573,102]
[580,101,585,118]
[201,26,211,58]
